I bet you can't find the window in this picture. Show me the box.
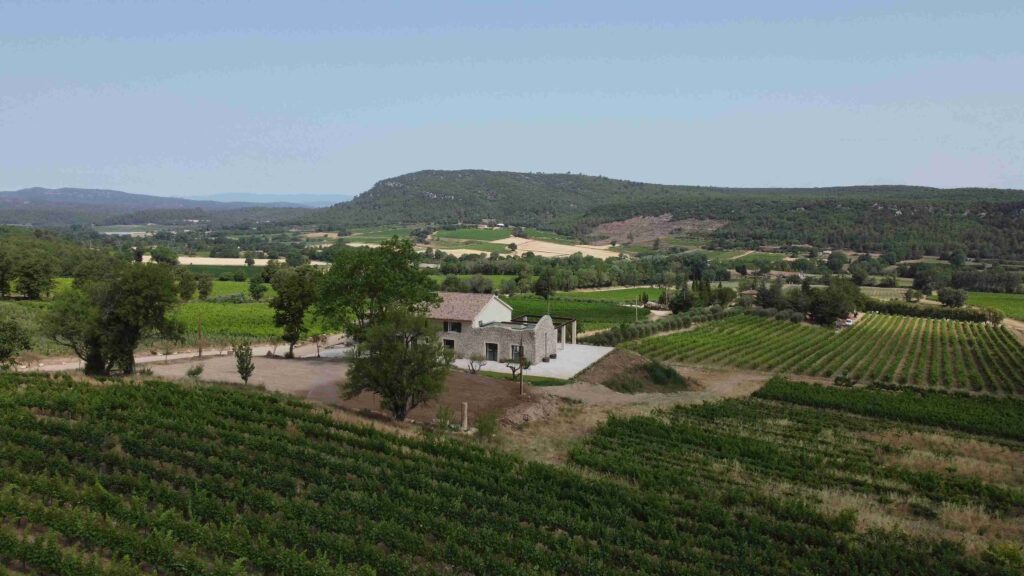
[511,345,523,362]
[485,343,498,362]
[443,321,462,333]
[443,339,455,350]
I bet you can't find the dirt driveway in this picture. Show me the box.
[149,355,528,426]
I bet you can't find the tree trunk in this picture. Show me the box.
[391,401,409,421]
[83,350,107,376]
[287,341,296,358]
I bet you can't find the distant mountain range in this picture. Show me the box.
[4,172,1024,259]
[0,187,316,226]
[190,192,349,208]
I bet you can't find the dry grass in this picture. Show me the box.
[864,429,1024,487]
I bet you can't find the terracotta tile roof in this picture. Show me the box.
[428,292,502,322]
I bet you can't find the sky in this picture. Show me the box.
[2,1,1023,199]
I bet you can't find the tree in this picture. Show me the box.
[269,265,320,357]
[318,238,439,339]
[344,310,452,421]
[937,287,967,308]
[245,256,256,267]
[0,318,31,370]
[45,263,181,375]
[309,333,327,357]
[175,268,197,302]
[466,354,487,374]
[262,260,284,283]
[500,278,518,296]
[196,274,214,300]
[150,246,178,265]
[234,342,255,384]
[669,286,696,314]
[826,251,849,273]
[0,250,14,298]
[248,275,268,301]
[507,243,517,252]
[15,255,56,300]
[808,278,861,326]
[440,274,465,292]
[904,288,923,303]
[533,269,555,303]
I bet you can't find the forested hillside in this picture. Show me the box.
[312,170,1024,259]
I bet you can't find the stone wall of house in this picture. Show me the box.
[439,315,558,364]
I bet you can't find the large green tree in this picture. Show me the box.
[344,309,452,421]
[318,238,439,338]
[0,250,13,298]
[15,255,57,300]
[0,318,31,370]
[45,263,181,375]
[269,265,320,357]
[808,278,862,326]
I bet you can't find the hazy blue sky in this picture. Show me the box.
[2,1,1022,198]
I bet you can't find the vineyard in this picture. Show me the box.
[171,301,324,348]
[1,372,1019,575]
[503,295,648,331]
[570,378,1024,570]
[625,313,1024,393]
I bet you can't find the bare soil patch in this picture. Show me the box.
[590,214,727,244]
[501,356,772,464]
[149,356,531,426]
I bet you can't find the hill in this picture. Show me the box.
[311,170,1024,259]
[0,187,310,226]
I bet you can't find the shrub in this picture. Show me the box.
[475,412,499,440]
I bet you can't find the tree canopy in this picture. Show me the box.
[269,265,320,357]
[317,237,439,338]
[45,262,181,375]
[344,309,452,421]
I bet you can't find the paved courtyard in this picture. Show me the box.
[453,343,614,379]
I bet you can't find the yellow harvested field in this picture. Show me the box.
[490,236,620,260]
[142,255,329,266]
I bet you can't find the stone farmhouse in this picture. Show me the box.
[428,292,577,365]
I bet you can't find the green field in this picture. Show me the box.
[503,296,648,331]
[180,264,264,280]
[1,372,1015,574]
[556,287,665,303]
[432,228,511,241]
[430,274,517,291]
[171,300,323,348]
[965,292,1024,321]
[626,313,1024,393]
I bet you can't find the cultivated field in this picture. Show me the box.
[572,378,1024,559]
[965,292,1024,321]
[625,313,1024,393]
[557,286,665,303]
[504,296,648,331]
[1,372,1019,574]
